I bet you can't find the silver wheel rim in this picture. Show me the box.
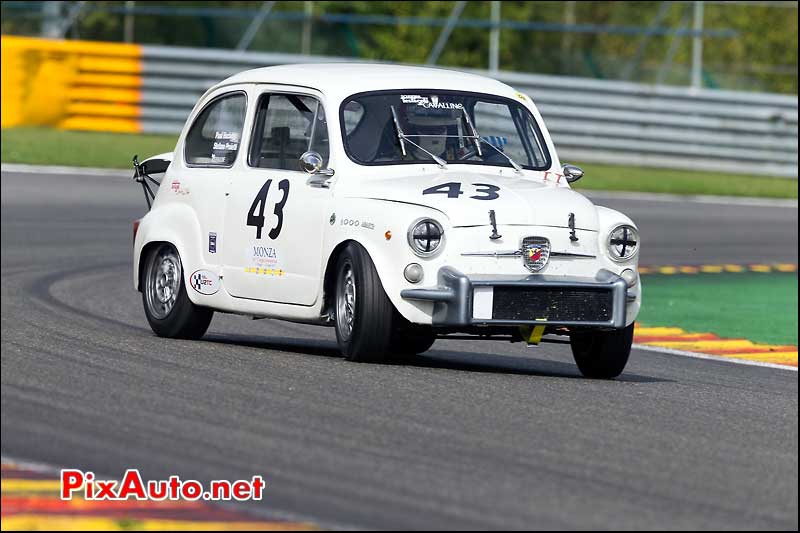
[145,247,182,320]
[336,262,356,341]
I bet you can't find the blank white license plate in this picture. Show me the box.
[472,286,494,320]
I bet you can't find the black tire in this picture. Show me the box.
[141,243,213,339]
[569,323,634,379]
[390,323,436,356]
[333,243,395,363]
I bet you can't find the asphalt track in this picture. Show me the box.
[1,169,797,529]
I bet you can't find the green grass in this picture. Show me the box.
[573,163,797,199]
[1,127,797,199]
[1,127,177,169]
[638,273,798,345]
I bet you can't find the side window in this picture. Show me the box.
[249,93,329,170]
[184,93,246,167]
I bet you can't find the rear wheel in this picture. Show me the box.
[569,323,634,379]
[334,243,395,363]
[142,243,213,339]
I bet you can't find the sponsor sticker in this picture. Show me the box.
[249,244,279,266]
[209,232,217,253]
[400,94,463,109]
[170,179,189,195]
[246,245,285,277]
[244,267,286,277]
[190,270,220,295]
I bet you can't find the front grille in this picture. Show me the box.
[491,286,613,322]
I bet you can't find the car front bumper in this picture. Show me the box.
[400,267,631,328]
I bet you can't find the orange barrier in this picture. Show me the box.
[1,36,143,133]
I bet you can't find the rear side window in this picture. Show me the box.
[248,93,329,170]
[184,93,246,167]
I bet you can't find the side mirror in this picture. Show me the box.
[562,164,584,183]
[299,151,334,177]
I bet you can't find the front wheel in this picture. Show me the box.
[569,323,634,379]
[390,324,436,357]
[142,243,213,339]
[333,243,395,363]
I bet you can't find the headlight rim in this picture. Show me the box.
[606,223,640,263]
[407,217,445,258]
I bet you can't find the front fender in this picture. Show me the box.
[595,206,641,326]
[324,199,453,324]
[133,202,204,301]
[595,206,639,267]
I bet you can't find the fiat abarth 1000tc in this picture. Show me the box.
[132,63,641,379]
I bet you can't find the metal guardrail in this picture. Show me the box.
[138,45,798,178]
[1,37,796,178]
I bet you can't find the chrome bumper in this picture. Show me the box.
[400,267,629,328]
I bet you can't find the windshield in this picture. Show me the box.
[340,90,551,170]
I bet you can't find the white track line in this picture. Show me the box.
[585,190,797,208]
[0,455,61,474]
[1,163,130,177]
[633,343,798,372]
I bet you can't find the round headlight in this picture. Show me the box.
[407,218,444,257]
[607,225,639,262]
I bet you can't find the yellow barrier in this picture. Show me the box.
[1,36,143,132]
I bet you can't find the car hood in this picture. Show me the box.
[343,171,599,230]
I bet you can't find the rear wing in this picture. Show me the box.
[132,153,172,209]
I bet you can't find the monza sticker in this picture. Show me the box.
[247,245,284,276]
[190,269,220,295]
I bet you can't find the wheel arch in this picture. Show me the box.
[137,240,170,292]
[322,239,358,320]
[133,203,205,294]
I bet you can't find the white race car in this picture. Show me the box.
[132,64,641,378]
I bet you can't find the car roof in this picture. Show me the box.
[215,63,520,101]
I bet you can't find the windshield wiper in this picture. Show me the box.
[390,105,447,169]
[462,110,523,174]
